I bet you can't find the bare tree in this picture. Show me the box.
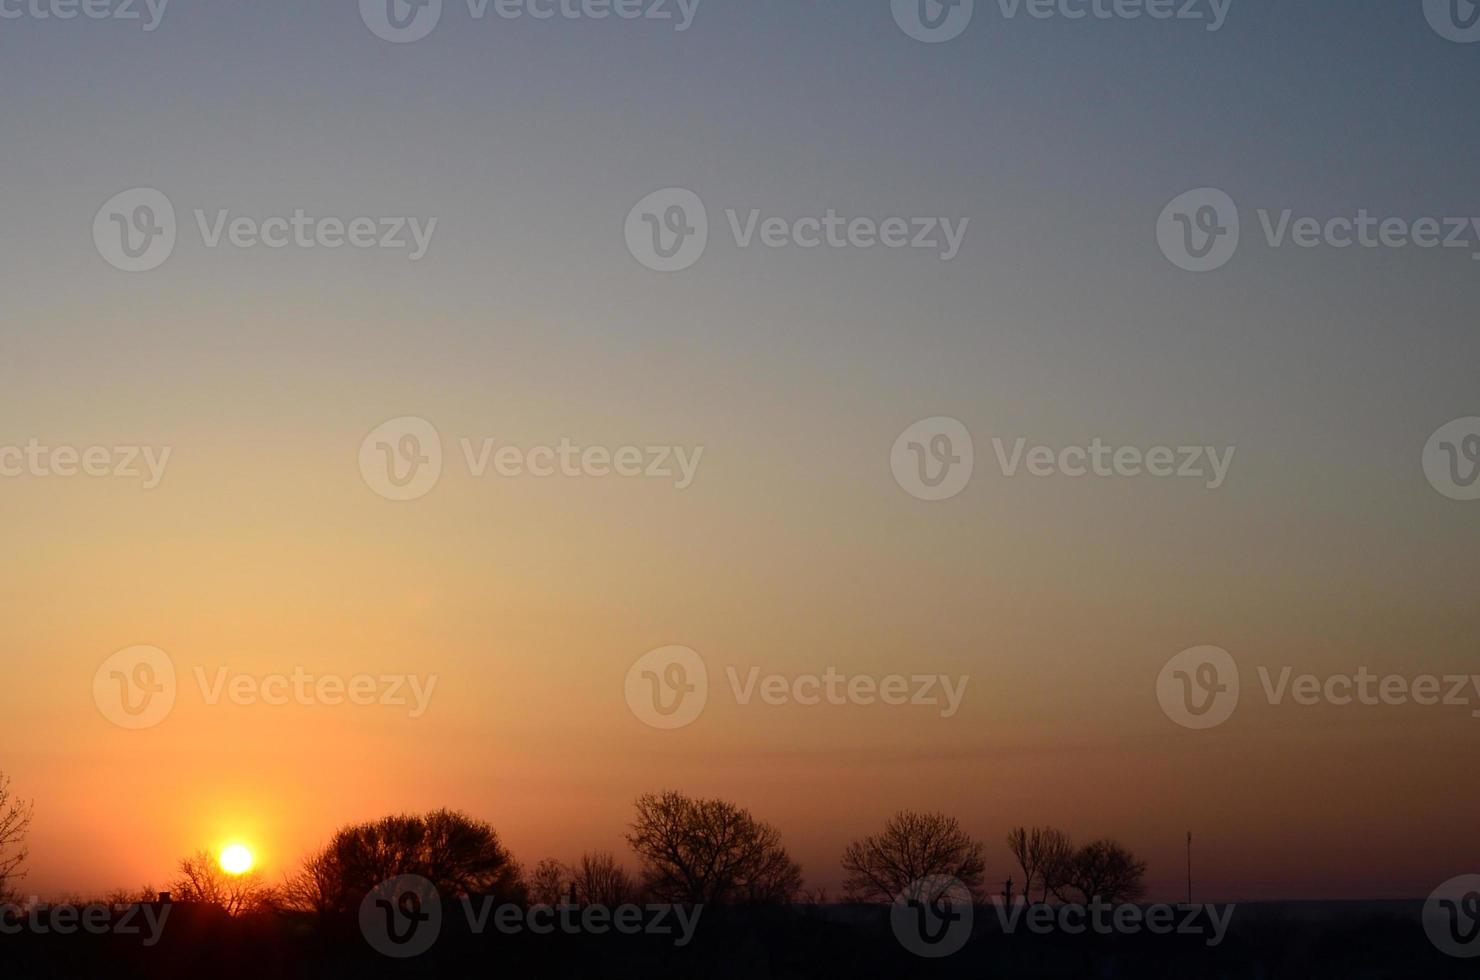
[625,791,803,905]
[172,850,278,915]
[841,811,986,903]
[572,851,637,907]
[281,851,338,915]
[1006,826,1072,904]
[1051,839,1147,905]
[104,885,161,906]
[285,809,524,914]
[0,774,33,903]
[526,858,571,907]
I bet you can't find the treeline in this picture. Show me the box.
[151,791,1146,914]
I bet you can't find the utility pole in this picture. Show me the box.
[1186,832,1193,905]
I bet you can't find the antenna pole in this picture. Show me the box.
[1186,832,1193,905]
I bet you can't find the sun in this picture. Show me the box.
[219,844,255,876]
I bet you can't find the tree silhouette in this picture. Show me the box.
[1006,826,1072,904]
[526,857,571,907]
[626,792,802,905]
[1051,839,1147,905]
[572,851,638,906]
[0,773,33,903]
[286,809,523,914]
[841,811,985,903]
[172,850,278,916]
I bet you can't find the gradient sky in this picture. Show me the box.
[1,1,1477,903]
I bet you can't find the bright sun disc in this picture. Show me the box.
[220,844,254,875]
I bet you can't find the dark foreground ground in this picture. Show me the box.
[1,900,1465,979]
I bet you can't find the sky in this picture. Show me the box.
[1,0,1478,903]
